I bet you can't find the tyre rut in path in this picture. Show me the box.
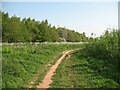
[37,49,74,89]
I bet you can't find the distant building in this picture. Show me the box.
[59,37,66,42]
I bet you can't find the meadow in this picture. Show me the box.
[2,29,120,89]
[2,43,82,88]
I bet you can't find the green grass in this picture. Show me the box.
[3,42,119,88]
[2,43,83,88]
[50,50,120,88]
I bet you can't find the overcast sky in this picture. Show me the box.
[2,1,118,37]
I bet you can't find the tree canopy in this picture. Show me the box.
[2,12,88,43]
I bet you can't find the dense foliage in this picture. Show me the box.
[82,29,120,84]
[50,29,120,88]
[2,12,88,42]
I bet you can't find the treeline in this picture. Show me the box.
[2,12,88,43]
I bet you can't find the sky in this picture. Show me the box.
[2,1,119,37]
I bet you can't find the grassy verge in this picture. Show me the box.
[50,50,120,88]
[30,51,65,88]
[2,43,83,88]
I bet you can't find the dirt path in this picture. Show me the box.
[37,50,74,89]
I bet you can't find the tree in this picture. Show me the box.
[2,11,88,43]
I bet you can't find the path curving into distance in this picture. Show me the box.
[37,49,74,89]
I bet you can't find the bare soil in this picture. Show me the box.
[37,50,73,88]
